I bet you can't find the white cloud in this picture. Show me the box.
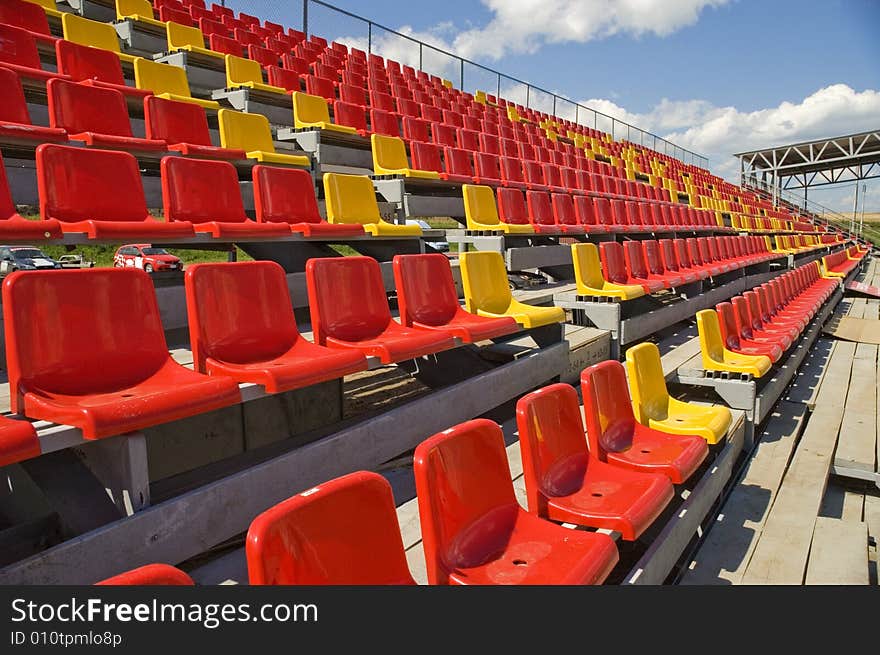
[451,0,730,60]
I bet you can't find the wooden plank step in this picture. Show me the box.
[804,517,869,585]
[785,338,836,407]
[834,343,878,473]
[680,401,807,585]
[741,340,857,584]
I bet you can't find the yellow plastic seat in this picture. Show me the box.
[218,109,311,167]
[166,22,224,60]
[462,184,533,234]
[293,92,358,134]
[133,57,220,110]
[26,0,62,19]
[62,13,137,64]
[370,134,440,179]
[625,342,731,444]
[459,251,565,329]
[571,243,644,300]
[696,309,772,378]
[225,55,288,96]
[116,0,166,29]
[322,173,421,237]
[473,90,487,105]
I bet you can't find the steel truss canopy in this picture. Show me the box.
[735,129,880,190]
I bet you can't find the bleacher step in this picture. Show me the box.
[804,517,869,585]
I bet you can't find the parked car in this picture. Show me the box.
[0,245,61,275]
[58,253,96,269]
[113,244,183,273]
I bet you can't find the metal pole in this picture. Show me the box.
[525,85,530,109]
[418,43,422,71]
[575,105,578,126]
[552,95,556,116]
[853,182,859,235]
[303,0,308,36]
[367,22,371,55]
[460,59,464,90]
[496,73,500,98]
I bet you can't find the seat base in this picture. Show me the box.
[604,424,708,484]
[192,221,292,238]
[59,219,195,240]
[0,416,40,467]
[168,143,247,160]
[414,308,519,343]
[0,216,63,240]
[325,323,455,364]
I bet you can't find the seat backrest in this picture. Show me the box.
[165,19,205,52]
[306,256,392,344]
[392,253,460,327]
[253,165,321,225]
[571,243,607,291]
[496,187,530,226]
[473,152,500,180]
[332,100,365,132]
[715,302,741,349]
[410,141,443,174]
[371,133,412,172]
[457,128,479,151]
[0,65,31,125]
[134,57,194,99]
[462,184,500,228]
[3,268,170,403]
[525,190,555,228]
[208,32,242,56]
[625,342,670,425]
[444,147,473,177]
[62,13,124,56]
[642,240,667,276]
[36,143,150,224]
[516,383,590,512]
[401,116,428,142]
[413,418,518,584]
[499,156,524,184]
[96,563,194,586]
[266,65,298,91]
[572,195,597,226]
[117,0,155,20]
[322,172,382,227]
[369,108,399,137]
[247,44,277,68]
[246,471,415,585]
[55,38,126,87]
[305,74,334,101]
[551,193,577,227]
[0,0,51,37]
[144,95,211,145]
[696,308,727,363]
[47,78,132,137]
[158,5,193,26]
[458,245,516,314]
[226,53,267,87]
[218,108,276,153]
[599,242,629,285]
[339,83,366,106]
[162,156,247,225]
[430,122,456,147]
[185,261,300,371]
[580,360,636,456]
[744,291,765,331]
[658,239,680,272]
[623,240,650,279]
[0,151,22,221]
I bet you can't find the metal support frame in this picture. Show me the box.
[210,89,295,129]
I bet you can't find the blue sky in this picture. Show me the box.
[226,0,879,213]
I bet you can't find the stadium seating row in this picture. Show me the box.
[0,253,546,450]
[695,260,855,377]
[99,345,733,585]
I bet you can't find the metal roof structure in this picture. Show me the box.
[735,129,880,191]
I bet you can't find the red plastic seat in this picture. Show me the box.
[0,24,66,82]
[687,238,724,276]
[185,261,367,392]
[3,268,241,440]
[623,240,681,288]
[36,144,195,239]
[247,471,416,585]
[333,100,367,135]
[549,192,585,234]
[657,238,703,283]
[55,40,152,103]
[0,150,62,240]
[392,253,519,342]
[457,128,479,152]
[368,108,399,137]
[0,0,56,45]
[497,187,536,231]
[573,196,608,233]
[516,383,673,541]
[306,256,456,364]
[252,165,362,237]
[600,242,664,294]
[580,360,708,484]
[47,78,167,153]
[715,301,783,362]
[473,152,502,186]
[524,190,562,234]
[96,564,194,586]
[430,122,456,148]
[144,96,245,160]
[732,294,792,351]
[641,239,689,286]
[161,156,289,238]
[499,156,527,189]
[0,414,39,467]
[414,418,619,585]
[442,147,476,183]
[0,66,68,145]
[409,140,445,177]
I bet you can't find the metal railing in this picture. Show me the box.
[222,0,709,168]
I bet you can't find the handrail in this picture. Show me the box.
[298,0,709,167]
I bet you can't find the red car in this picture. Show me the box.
[113,244,183,273]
